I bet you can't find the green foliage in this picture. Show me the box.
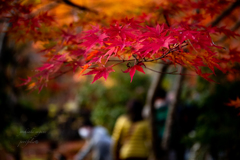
[78,68,150,133]
[0,122,48,153]
[182,81,240,158]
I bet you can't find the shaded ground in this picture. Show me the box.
[0,140,87,160]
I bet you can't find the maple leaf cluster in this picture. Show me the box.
[0,0,55,42]
[31,20,237,89]
[1,0,240,91]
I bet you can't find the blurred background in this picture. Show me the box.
[1,0,240,160]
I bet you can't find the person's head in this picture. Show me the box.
[155,88,167,100]
[126,99,144,122]
[78,118,94,139]
[154,88,167,108]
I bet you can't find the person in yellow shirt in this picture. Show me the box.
[112,99,151,160]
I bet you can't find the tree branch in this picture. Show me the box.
[144,64,168,160]
[210,0,240,27]
[161,66,185,151]
[163,13,170,27]
[50,69,72,80]
[0,22,10,58]
[108,43,188,64]
[30,2,59,18]
[140,43,188,63]
[61,0,98,14]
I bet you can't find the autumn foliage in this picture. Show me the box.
[1,0,240,91]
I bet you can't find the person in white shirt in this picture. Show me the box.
[74,119,112,160]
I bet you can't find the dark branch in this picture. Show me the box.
[107,43,188,63]
[141,43,188,63]
[163,13,170,27]
[61,0,98,14]
[50,69,72,80]
[108,59,135,62]
[210,0,240,27]
[145,66,178,74]
[145,66,196,76]
[30,2,58,18]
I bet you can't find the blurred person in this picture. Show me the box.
[112,99,151,160]
[154,88,168,141]
[155,89,187,160]
[74,119,112,160]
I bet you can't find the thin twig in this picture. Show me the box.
[108,59,135,62]
[50,69,72,80]
[145,66,178,74]
[112,61,125,67]
[140,43,188,63]
[145,66,196,76]
[107,43,188,63]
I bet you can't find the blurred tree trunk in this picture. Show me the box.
[145,64,168,160]
[0,21,22,160]
[161,67,185,159]
[145,65,185,160]
[13,147,21,160]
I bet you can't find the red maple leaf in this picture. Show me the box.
[18,76,32,86]
[67,60,84,72]
[105,23,136,40]
[84,25,100,36]
[121,17,143,29]
[142,24,167,38]
[61,30,76,43]
[69,48,85,57]
[83,66,115,83]
[206,26,240,38]
[229,48,240,63]
[123,63,145,82]
[81,33,108,52]
[202,52,225,74]
[195,68,216,83]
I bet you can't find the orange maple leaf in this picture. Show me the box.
[79,64,92,76]
[226,97,240,108]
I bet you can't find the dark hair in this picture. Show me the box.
[81,118,94,127]
[126,99,144,122]
[155,88,167,99]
